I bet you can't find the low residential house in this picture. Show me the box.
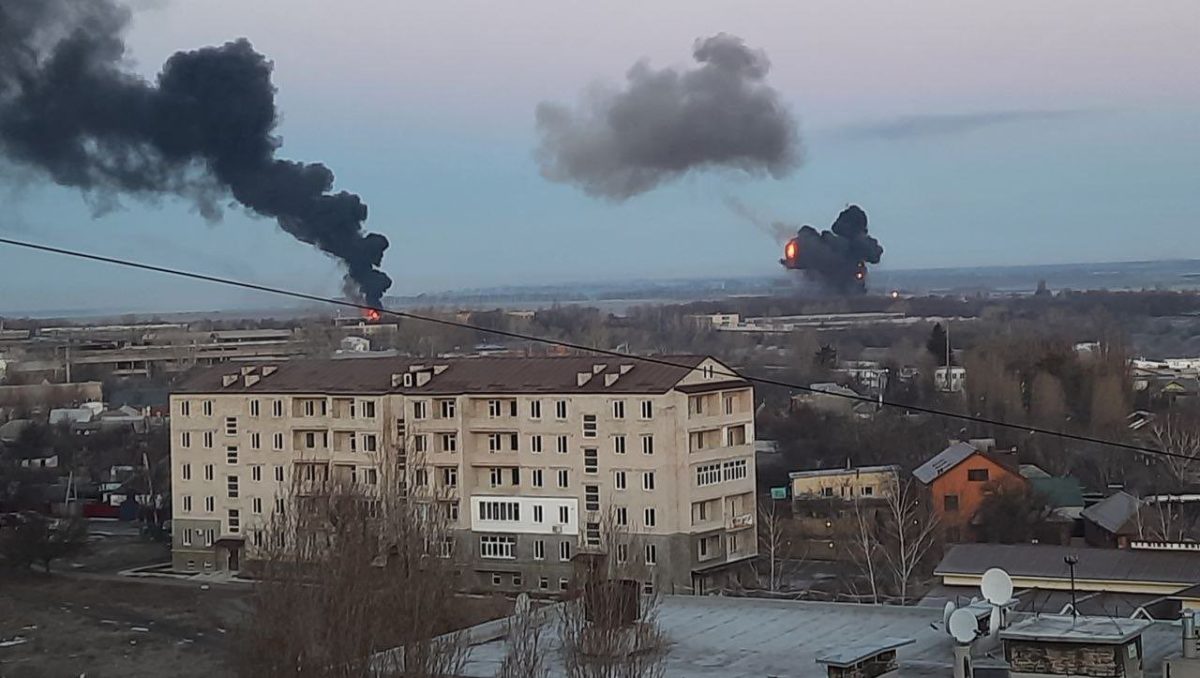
[788,465,899,561]
[18,452,58,470]
[836,361,888,394]
[933,366,966,393]
[913,441,1025,542]
[791,383,862,416]
[1082,491,1142,548]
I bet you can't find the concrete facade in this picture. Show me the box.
[169,356,756,594]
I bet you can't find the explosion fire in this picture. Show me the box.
[362,308,382,322]
[779,205,883,294]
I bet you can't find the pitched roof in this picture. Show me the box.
[935,543,1200,588]
[1029,477,1085,509]
[912,441,978,484]
[1080,491,1141,534]
[173,355,717,396]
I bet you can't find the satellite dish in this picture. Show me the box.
[948,608,978,644]
[988,605,1002,636]
[515,593,531,616]
[943,601,956,629]
[981,568,1013,605]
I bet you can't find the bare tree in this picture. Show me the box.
[756,499,793,592]
[499,596,550,678]
[557,511,669,678]
[235,474,467,677]
[878,478,940,604]
[848,495,882,605]
[1150,408,1200,490]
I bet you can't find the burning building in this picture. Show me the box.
[780,205,883,294]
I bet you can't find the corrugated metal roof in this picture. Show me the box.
[173,355,717,396]
[912,441,978,484]
[1080,491,1141,534]
[935,543,1200,588]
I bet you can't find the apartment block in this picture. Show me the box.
[169,355,757,594]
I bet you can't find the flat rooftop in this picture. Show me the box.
[1002,615,1150,645]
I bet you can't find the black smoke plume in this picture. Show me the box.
[0,0,391,305]
[781,205,883,293]
[535,33,799,200]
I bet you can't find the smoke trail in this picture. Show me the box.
[536,34,800,200]
[0,0,391,305]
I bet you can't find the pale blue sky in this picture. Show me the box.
[1,0,1198,312]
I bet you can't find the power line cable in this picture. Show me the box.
[0,235,1180,460]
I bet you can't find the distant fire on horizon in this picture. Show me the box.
[780,205,883,294]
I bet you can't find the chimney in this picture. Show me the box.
[1185,611,1198,659]
[577,372,593,387]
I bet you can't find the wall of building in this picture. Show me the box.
[791,469,896,501]
[929,454,1023,540]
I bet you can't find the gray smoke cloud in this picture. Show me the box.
[535,34,800,201]
[0,0,391,305]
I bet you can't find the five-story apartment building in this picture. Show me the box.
[170,355,756,593]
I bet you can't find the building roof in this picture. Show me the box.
[935,543,1200,589]
[789,465,899,480]
[1030,477,1085,509]
[802,382,861,398]
[173,355,721,396]
[1081,491,1141,534]
[912,441,979,484]
[1001,615,1149,645]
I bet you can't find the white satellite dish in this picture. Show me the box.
[943,601,956,629]
[981,568,1013,605]
[515,592,532,616]
[948,608,978,645]
[988,606,1002,636]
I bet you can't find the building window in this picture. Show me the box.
[559,506,570,524]
[363,468,378,485]
[612,400,625,419]
[616,506,628,526]
[530,400,542,419]
[415,469,428,487]
[440,433,457,453]
[202,400,213,417]
[617,543,628,563]
[224,417,237,436]
[639,400,653,419]
[555,400,568,420]
[251,465,262,482]
[479,500,520,522]
[203,431,214,449]
[182,464,192,481]
[723,394,737,415]
[644,508,656,529]
[414,434,428,454]
[582,414,597,438]
[488,399,503,418]
[615,471,627,490]
[487,433,503,452]
[556,435,568,454]
[513,573,522,588]
[694,501,708,523]
[228,509,240,534]
[944,494,960,512]
[613,435,626,455]
[533,505,544,523]
[182,495,192,512]
[559,540,571,562]
[511,468,521,486]
[226,446,238,465]
[534,539,545,560]
[820,487,835,498]
[689,395,705,417]
[696,463,720,487]
[722,459,748,481]
[204,496,214,512]
[252,497,263,514]
[182,528,192,546]
[532,469,544,488]
[862,486,874,496]
[362,434,377,453]
[435,399,455,419]
[643,471,655,491]
[585,485,600,512]
[272,433,284,451]
[585,522,601,546]
[559,577,570,591]
[250,433,261,450]
[967,468,989,482]
[180,431,191,448]
[274,465,284,482]
[540,577,549,590]
[180,400,190,417]
[492,573,503,586]
[361,400,376,418]
[699,536,711,559]
[227,475,239,498]
[641,435,654,455]
[275,497,285,514]
[442,467,458,488]
[530,435,543,454]
[480,535,516,559]
[490,468,503,487]
[557,469,569,488]
[727,533,739,554]
[413,401,428,420]
[448,501,459,522]
[644,544,657,565]
[204,529,215,547]
[204,464,214,481]
[584,448,598,474]
[272,399,284,417]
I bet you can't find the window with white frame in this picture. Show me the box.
[531,435,543,454]
[180,431,191,448]
[440,433,457,453]
[558,506,569,524]
[274,465,284,482]
[530,400,542,419]
[202,400,213,416]
[203,431,214,448]
[641,435,654,455]
[585,521,601,546]
[582,414,597,438]
[362,434,377,452]
[556,469,569,488]
[442,467,458,488]
[612,400,625,419]
[180,400,190,417]
[616,506,628,526]
[182,495,192,512]
[487,433,503,452]
[556,435,568,454]
[227,475,239,498]
[644,544,657,565]
[250,432,261,450]
[614,470,627,490]
[204,496,214,512]
[228,509,240,533]
[182,528,192,546]
[644,507,656,528]
[479,500,520,522]
[585,485,600,512]
[251,465,262,482]
[534,539,545,560]
[722,458,748,481]
[489,468,503,487]
[438,399,456,418]
[480,535,516,559]
[250,399,260,417]
[555,400,568,420]
[532,505,544,523]
[224,417,237,436]
[696,463,721,487]
[617,543,628,563]
[413,401,428,420]
[226,446,238,465]
[532,469,544,487]
[204,529,215,547]
[272,433,284,451]
[414,434,428,454]
[253,497,263,514]
[613,435,626,454]
[642,471,655,491]
[204,464,214,481]
[559,540,571,561]
[272,399,283,417]
[640,400,653,419]
[361,400,376,418]
[584,448,598,474]
[182,463,192,481]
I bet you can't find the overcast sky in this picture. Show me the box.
[1,0,1198,313]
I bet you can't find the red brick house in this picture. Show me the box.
[913,441,1026,542]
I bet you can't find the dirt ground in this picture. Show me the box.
[0,575,247,677]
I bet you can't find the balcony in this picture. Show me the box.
[726,513,754,530]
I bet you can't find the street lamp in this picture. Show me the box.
[1064,555,1079,620]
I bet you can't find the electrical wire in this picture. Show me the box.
[0,235,1181,460]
